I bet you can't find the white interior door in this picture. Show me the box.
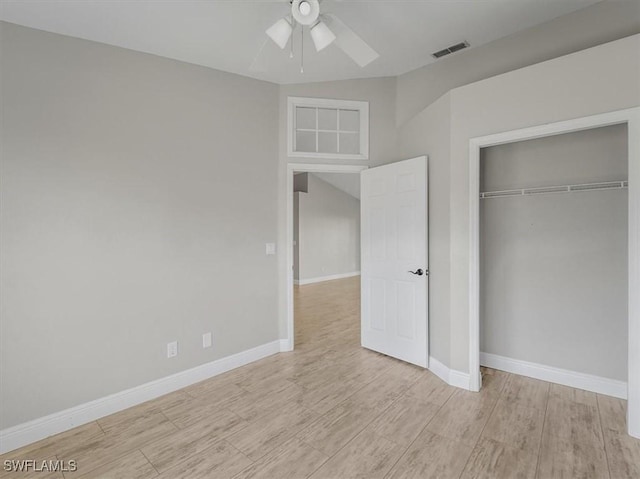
[361,156,428,367]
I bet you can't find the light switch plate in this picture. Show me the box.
[265,243,276,255]
[203,332,212,348]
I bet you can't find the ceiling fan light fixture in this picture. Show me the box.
[266,16,293,49]
[291,0,320,26]
[299,1,311,16]
[310,20,336,52]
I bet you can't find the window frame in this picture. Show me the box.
[287,96,369,160]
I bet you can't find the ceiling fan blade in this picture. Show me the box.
[249,37,270,73]
[323,13,379,67]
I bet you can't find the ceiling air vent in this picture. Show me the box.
[432,41,470,59]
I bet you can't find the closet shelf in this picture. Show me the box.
[480,180,628,199]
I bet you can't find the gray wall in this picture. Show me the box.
[3,1,640,432]
[395,1,640,126]
[0,22,280,429]
[296,174,360,281]
[480,125,628,380]
[293,172,308,193]
[396,95,452,367]
[397,33,640,372]
[446,34,639,372]
[277,2,640,351]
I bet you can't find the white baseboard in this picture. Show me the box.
[449,369,472,390]
[295,271,360,285]
[429,356,471,390]
[279,338,293,352]
[428,356,450,384]
[480,352,627,399]
[0,340,285,454]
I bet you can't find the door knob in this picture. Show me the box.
[409,269,424,276]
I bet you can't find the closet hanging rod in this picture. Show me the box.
[480,180,628,199]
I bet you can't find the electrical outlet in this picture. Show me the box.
[202,332,212,349]
[167,341,178,358]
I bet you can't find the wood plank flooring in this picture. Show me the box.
[2,276,638,478]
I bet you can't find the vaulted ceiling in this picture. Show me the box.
[314,173,360,199]
[0,0,600,84]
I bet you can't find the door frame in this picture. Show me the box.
[468,107,640,438]
[284,163,368,351]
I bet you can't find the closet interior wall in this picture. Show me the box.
[480,124,628,382]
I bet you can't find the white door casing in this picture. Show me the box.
[360,156,428,367]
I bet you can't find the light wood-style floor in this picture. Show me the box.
[2,276,639,478]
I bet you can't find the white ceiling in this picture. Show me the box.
[0,0,600,84]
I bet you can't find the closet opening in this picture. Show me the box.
[479,124,628,398]
[468,107,640,438]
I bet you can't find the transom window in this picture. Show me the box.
[288,97,369,160]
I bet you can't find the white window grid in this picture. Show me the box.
[287,97,369,160]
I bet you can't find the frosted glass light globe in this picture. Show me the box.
[299,1,311,16]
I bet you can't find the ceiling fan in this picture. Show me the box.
[255,0,379,72]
